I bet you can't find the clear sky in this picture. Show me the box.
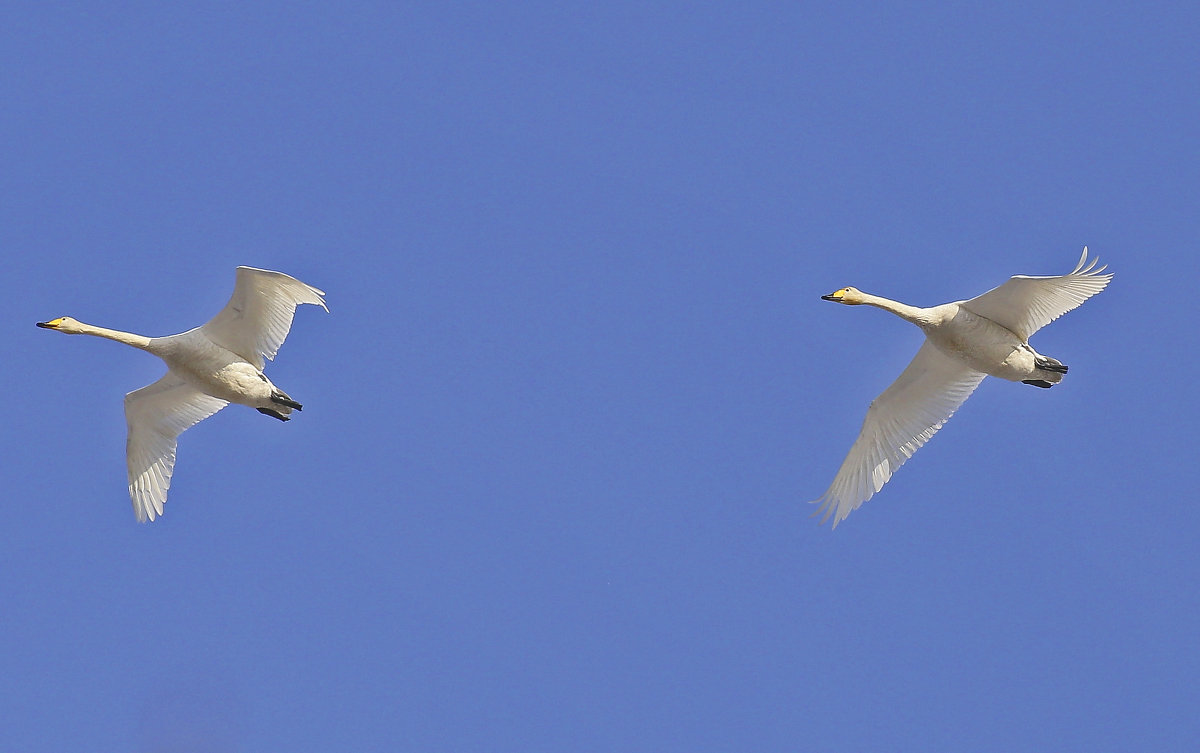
[2,3,1197,751]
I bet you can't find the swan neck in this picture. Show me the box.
[75,322,154,350]
[858,292,927,325]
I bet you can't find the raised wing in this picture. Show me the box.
[813,341,987,528]
[125,373,228,522]
[201,267,327,369]
[960,247,1113,341]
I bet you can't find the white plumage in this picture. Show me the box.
[38,267,327,522]
[815,248,1112,528]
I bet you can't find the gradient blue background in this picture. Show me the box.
[3,3,1197,751]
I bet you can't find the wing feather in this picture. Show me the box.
[125,373,228,522]
[813,341,986,528]
[200,267,327,370]
[960,247,1113,341]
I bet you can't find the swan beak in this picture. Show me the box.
[36,319,62,329]
[821,291,844,302]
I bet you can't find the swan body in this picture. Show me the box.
[815,248,1112,528]
[38,267,327,522]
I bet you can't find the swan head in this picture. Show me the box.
[36,316,86,333]
[821,287,866,305]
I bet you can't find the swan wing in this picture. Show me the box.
[125,373,228,522]
[200,267,327,370]
[813,341,986,528]
[960,247,1113,341]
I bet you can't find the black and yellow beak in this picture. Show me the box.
[36,318,63,329]
[821,289,846,302]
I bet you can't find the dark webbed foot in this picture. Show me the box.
[270,392,303,411]
[1022,379,1054,389]
[257,407,291,421]
[1034,356,1069,374]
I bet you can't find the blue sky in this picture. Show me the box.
[2,2,1197,751]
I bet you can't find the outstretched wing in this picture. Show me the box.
[813,341,987,528]
[200,267,328,370]
[125,373,228,522]
[960,247,1113,341]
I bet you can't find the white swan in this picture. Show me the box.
[814,248,1112,528]
[38,267,327,522]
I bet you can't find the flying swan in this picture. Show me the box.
[814,248,1112,528]
[38,267,327,522]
